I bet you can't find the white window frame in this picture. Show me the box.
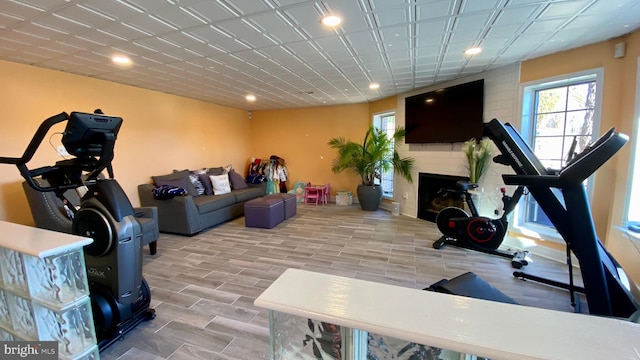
[373,111,396,199]
[624,57,640,226]
[515,68,604,242]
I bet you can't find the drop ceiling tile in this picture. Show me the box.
[416,0,455,21]
[526,18,570,34]
[38,40,88,55]
[4,28,53,47]
[0,1,47,19]
[56,4,119,28]
[378,24,410,43]
[282,3,332,38]
[497,7,539,29]
[386,49,412,61]
[175,2,239,23]
[373,6,409,27]
[13,21,68,41]
[322,0,370,32]
[220,0,275,16]
[415,19,448,45]
[33,13,92,35]
[161,31,210,50]
[76,0,147,22]
[188,26,253,52]
[313,36,351,56]
[461,0,502,14]
[487,22,527,39]
[541,0,592,19]
[453,12,492,36]
[247,12,302,44]
[216,19,276,48]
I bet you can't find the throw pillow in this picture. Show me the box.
[209,174,231,195]
[189,172,205,195]
[208,167,225,176]
[153,170,198,196]
[198,173,214,195]
[228,169,248,190]
[153,176,189,191]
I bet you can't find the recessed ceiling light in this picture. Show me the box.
[464,47,482,55]
[369,83,380,90]
[246,94,256,102]
[321,15,341,27]
[112,55,131,65]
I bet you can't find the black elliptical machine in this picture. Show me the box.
[0,111,155,350]
[433,179,531,268]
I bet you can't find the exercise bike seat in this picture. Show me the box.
[456,181,478,191]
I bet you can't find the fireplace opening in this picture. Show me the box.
[418,173,469,222]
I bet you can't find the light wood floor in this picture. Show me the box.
[99,203,581,360]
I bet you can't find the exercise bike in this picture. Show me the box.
[0,111,155,350]
[433,181,531,269]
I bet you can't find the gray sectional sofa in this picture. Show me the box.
[138,168,265,235]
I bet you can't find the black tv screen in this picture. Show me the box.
[405,79,484,143]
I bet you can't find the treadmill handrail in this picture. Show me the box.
[483,119,548,176]
[559,129,628,184]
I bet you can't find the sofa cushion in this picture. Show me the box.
[193,193,236,213]
[210,174,231,195]
[153,170,198,196]
[233,187,265,203]
[228,169,248,190]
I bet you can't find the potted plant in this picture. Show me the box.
[328,126,415,211]
[462,138,493,184]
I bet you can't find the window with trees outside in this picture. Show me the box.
[373,112,395,198]
[518,70,602,240]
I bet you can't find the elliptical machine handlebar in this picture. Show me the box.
[0,111,120,193]
[0,112,71,192]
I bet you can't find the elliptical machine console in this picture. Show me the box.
[0,111,155,350]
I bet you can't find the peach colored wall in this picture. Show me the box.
[0,60,251,225]
[249,103,370,196]
[369,96,397,116]
[520,30,639,247]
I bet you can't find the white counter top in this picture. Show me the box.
[255,268,640,360]
[0,221,92,258]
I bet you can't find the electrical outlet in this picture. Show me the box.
[56,145,69,157]
[403,192,409,199]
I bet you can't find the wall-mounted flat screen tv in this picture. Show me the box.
[404,79,484,143]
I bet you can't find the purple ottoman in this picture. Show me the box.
[268,193,297,219]
[244,197,285,229]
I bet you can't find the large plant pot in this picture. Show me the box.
[357,185,383,211]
